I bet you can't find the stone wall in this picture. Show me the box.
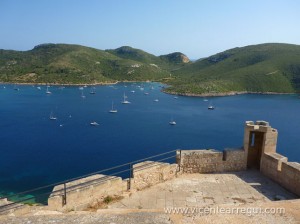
[261,153,300,196]
[177,148,247,174]
[48,174,124,211]
[260,153,287,180]
[47,161,178,210]
[131,161,178,190]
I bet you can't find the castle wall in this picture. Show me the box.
[131,161,178,190]
[47,161,178,210]
[261,153,300,196]
[177,148,247,173]
[48,174,124,211]
[260,153,287,180]
[281,162,300,196]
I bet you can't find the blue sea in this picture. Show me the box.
[0,82,300,199]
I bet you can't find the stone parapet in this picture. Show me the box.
[48,174,123,211]
[280,161,300,196]
[177,148,247,174]
[261,152,300,196]
[131,161,178,190]
[261,153,288,179]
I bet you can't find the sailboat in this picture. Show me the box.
[81,90,86,98]
[208,101,215,110]
[109,101,118,113]
[169,116,176,125]
[89,87,96,94]
[46,86,51,94]
[49,111,57,120]
[13,84,19,91]
[203,98,208,102]
[122,93,130,104]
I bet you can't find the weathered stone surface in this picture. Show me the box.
[131,161,178,190]
[48,174,123,211]
[178,148,247,174]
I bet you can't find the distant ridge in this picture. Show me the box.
[106,46,190,70]
[1,43,300,95]
[167,43,300,95]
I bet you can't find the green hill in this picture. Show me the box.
[1,43,300,95]
[0,44,173,84]
[166,43,300,95]
[106,46,190,71]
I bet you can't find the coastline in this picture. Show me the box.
[162,90,297,97]
[1,81,297,97]
[0,79,156,87]
[0,81,119,86]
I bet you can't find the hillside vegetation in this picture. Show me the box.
[167,43,300,95]
[1,43,300,95]
[0,44,188,84]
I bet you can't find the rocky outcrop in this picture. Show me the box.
[159,52,190,64]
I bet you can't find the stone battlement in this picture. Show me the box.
[177,148,246,173]
[261,153,300,196]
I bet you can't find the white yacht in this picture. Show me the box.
[208,102,215,110]
[169,120,176,125]
[89,87,96,94]
[81,90,86,98]
[49,111,57,120]
[169,116,176,125]
[46,86,51,94]
[13,84,19,91]
[109,101,118,113]
[122,93,130,104]
[90,121,99,126]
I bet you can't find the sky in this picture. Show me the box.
[0,0,300,59]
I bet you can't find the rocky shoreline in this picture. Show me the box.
[0,80,155,87]
[0,81,119,86]
[1,81,297,97]
[163,90,296,97]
